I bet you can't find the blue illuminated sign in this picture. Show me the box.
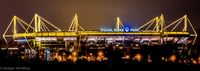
[100,28,139,32]
[124,27,130,32]
[130,28,139,31]
[100,28,113,32]
[114,29,124,32]
[15,39,27,43]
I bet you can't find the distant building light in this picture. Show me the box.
[72,51,78,56]
[135,44,139,47]
[1,48,7,50]
[170,55,176,62]
[135,53,142,61]
[97,51,104,57]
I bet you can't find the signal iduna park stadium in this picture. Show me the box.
[2,13,198,63]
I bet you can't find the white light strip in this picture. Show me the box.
[36,37,57,41]
[63,37,77,41]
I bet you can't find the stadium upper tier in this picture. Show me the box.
[13,31,190,38]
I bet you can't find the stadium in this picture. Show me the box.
[2,13,198,63]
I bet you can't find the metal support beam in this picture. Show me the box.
[75,13,79,32]
[116,17,120,31]
[34,14,38,32]
[13,16,17,34]
[156,17,159,32]
[160,14,165,32]
[183,15,187,32]
[38,16,41,32]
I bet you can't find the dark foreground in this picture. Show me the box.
[0,59,200,71]
[1,44,200,71]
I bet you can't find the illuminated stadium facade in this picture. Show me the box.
[2,13,197,54]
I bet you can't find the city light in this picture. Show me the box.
[97,51,104,57]
[135,53,142,62]
[126,55,130,59]
[170,55,176,62]
[72,51,78,56]
[161,57,165,61]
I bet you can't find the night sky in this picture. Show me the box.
[0,0,200,39]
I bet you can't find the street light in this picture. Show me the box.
[72,51,77,56]
[135,53,142,62]
[170,55,176,62]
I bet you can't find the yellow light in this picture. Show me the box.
[192,60,197,65]
[135,53,142,61]
[68,55,72,59]
[97,51,104,61]
[170,55,176,62]
[72,57,77,62]
[98,51,104,57]
[72,51,77,56]
[62,53,66,56]
[55,53,62,62]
